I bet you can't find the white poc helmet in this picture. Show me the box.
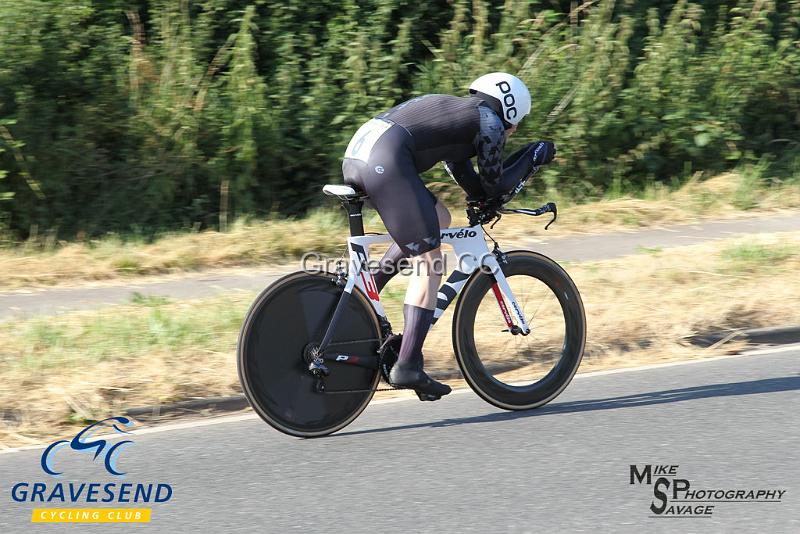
[469,72,531,126]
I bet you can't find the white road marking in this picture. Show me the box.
[2,343,797,455]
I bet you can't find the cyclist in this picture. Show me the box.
[342,72,556,399]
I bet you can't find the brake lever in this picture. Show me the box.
[499,202,558,230]
[544,202,557,230]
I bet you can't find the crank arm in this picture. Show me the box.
[320,352,379,370]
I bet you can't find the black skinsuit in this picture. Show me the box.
[342,94,537,256]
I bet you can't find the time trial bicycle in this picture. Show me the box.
[237,177,586,437]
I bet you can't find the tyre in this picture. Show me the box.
[452,251,586,410]
[237,271,382,437]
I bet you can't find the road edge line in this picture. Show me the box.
[2,343,797,455]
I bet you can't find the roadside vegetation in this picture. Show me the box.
[2,231,798,447]
[1,171,798,289]
[1,1,799,239]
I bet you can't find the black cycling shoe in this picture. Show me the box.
[388,363,452,400]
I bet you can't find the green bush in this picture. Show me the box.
[0,0,798,238]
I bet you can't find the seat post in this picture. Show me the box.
[343,199,365,237]
[314,198,363,356]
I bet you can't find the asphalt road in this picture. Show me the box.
[1,346,797,533]
[2,212,799,320]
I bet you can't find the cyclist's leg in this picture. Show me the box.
[342,127,450,397]
[371,201,450,293]
[371,243,406,293]
[384,231,451,397]
[435,200,452,229]
[342,125,445,296]
[393,254,451,397]
[404,248,442,308]
[348,147,443,302]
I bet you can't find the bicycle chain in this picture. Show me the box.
[319,384,401,394]
[321,334,403,394]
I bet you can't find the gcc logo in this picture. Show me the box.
[41,417,135,477]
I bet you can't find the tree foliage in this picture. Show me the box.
[0,0,798,237]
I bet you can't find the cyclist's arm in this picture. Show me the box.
[444,106,537,200]
[443,159,485,200]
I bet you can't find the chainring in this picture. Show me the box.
[378,333,403,383]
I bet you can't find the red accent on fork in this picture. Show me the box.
[491,283,514,328]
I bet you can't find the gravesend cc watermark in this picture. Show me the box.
[41,416,135,477]
[10,417,174,524]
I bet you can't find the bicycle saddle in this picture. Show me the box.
[322,184,368,201]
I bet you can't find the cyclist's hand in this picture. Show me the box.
[483,197,504,213]
[466,197,501,221]
[531,141,556,166]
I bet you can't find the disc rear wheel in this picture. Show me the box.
[237,272,382,437]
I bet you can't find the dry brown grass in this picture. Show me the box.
[1,231,799,448]
[443,172,800,233]
[0,211,349,289]
[2,173,798,290]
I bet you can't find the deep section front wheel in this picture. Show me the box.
[452,251,586,410]
[237,271,382,437]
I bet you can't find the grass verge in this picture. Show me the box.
[1,231,799,447]
[1,173,799,290]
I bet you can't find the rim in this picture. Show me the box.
[454,253,585,410]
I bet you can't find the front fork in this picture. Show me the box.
[486,250,531,336]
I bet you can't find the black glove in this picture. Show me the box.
[531,141,556,166]
[466,198,502,225]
